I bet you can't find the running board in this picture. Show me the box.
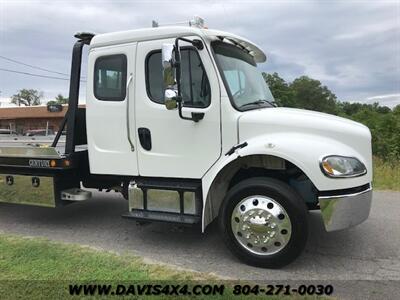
[122,210,200,225]
[126,178,202,225]
[128,179,202,214]
[135,178,201,192]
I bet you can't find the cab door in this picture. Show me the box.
[134,38,221,178]
[86,43,138,175]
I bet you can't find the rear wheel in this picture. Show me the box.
[219,177,308,268]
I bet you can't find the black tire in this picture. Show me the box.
[219,177,308,268]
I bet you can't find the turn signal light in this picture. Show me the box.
[322,161,334,175]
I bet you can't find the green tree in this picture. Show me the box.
[55,94,68,104]
[393,104,400,115]
[46,100,58,106]
[337,101,364,116]
[11,89,42,106]
[289,76,338,114]
[263,72,294,107]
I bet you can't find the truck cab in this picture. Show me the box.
[0,19,373,268]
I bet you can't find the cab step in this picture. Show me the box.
[125,178,202,225]
[122,210,200,225]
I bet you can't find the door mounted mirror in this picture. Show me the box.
[161,38,205,121]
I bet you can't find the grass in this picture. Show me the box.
[373,157,400,191]
[0,234,321,300]
[0,234,208,299]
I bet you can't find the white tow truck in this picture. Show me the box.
[0,18,373,268]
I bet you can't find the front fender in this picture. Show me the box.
[237,133,372,191]
[201,132,372,231]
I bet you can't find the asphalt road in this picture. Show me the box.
[1,191,399,298]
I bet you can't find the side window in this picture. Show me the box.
[147,52,164,103]
[146,48,211,108]
[94,54,127,101]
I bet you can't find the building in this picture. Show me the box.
[0,105,68,134]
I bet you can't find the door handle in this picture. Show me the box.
[126,73,134,151]
[138,128,152,151]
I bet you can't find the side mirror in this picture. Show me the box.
[160,38,203,122]
[162,44,178,110]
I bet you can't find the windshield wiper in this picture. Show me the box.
[240,99,276,108]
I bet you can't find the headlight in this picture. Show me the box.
[320,155,367,178]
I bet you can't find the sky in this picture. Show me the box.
[0,0,399,107]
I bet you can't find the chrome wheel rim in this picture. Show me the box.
[231,195,292,255]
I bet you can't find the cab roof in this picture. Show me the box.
[89,26,266,63]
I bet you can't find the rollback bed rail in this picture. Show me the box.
[52,32,94,153]
[0,32,95,208]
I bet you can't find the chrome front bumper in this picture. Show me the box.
[318,184,372,232]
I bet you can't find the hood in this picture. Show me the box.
[238,107,371,159]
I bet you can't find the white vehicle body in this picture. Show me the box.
[0,21,373,267]
[86,26,372,231]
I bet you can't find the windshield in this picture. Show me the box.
[212,41,275,110]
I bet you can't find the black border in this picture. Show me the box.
[93,54,127,102]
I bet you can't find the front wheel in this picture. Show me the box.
[219,177,308,268]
